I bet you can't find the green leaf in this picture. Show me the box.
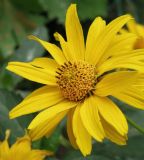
[10,0,43,13]
[63,149,111,160]
[39,0,108,23]
[32,139,42,149]
[75,0,108,20]
[0,89,24,143]
[0,26,48,90]
[0,0,16,58]
[112,97,144,136]
[41,123,64,152]
[0,33,16,59]
[28,14,46,26]
[0,89,34,144]
[46,158,58,160]
[10,26,48,61]
[99,135,144,159]
[39,0,70,23]
[0,0,47,60]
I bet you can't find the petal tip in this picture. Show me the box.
[9,112,14,119]
[69,3,77,8]
[53,32,59,41]
[124,14,133,20]
[67,3,77,14]
[27,35,37,41]
[6,65,10,71]
[28,123,34,130]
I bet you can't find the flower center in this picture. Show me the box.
[133,37,144,49]
[56,61,97,101]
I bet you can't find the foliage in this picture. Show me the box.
[0,0,144,159]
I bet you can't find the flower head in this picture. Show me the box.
[7,4,144,156]
[0,130,53,160]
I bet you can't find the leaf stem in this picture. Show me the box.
[126,116,144,135]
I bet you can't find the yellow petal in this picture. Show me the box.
[97,49,144,75]
[120,28,129,34]
[127,19,138,34]
[9,86,63,119]
[95,71,137,97]
[66,4,85,60]
[98,33,137,65]
[0,130,10,157]
[7,61,57,85]
[67,108,78,149]
[30,57,59,72]
[80,96,105,141]
[107,33,136,54]
[134,73,144,89]
[29,111,67,141]
[28,150,53,160]
[135,24,144,36]
[87,15,132,65]
[28,100,77,129]
[28,35,66,65]
[73,104,92,156]
[101,116,127,145]
[85,17,106,62]
[10,135,31,153]
[95,96,128,135]
[113,87,144,109]
[54,32,75,61]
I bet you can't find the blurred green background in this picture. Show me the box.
[0,0,144,159]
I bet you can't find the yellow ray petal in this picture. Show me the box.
[120,28,129,34]
[10,135,31,153]
[28,150,53,160]
[127,19,138,34]
[127,19,144,38]
[98,33,137,65]
[66,4,85,60]
[80,96,105,141]
[25,85,58,100]
[7,61,57,85]
[73,104,92,156]
[136,24,144,37]
[101,116,127,145]
[28,35,66,65]
[0,130,10,157]
[28,100,77,129]
[54,32,75,61]
[134,73,144,89]
[95,71,138,97]
[67,108,78,149]
[29,111,67,141]
[30,57,59,72]
[113,87,144,109]
[85,17,106,62]
[97,50,144,75]
[95,96,128,135]
[86,14,132,65]
[9,86,63,119]
[107,33,136,54]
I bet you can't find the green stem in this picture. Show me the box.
[126,116,144,135]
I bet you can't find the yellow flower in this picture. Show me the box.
[6,4,144,156]
[0,130,53,160]
[122,19,144,49]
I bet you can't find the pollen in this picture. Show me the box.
[56,61,97,101]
